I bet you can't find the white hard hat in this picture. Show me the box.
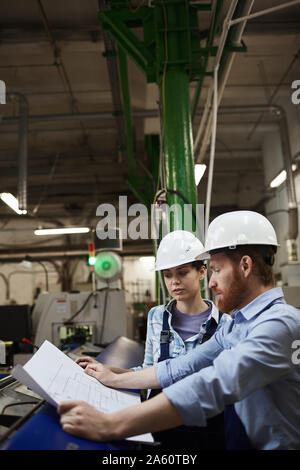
[154,230,209,271]
[199,210,279,258]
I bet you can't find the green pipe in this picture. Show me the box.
[99,11,154,76]
[160,1,197,232]
[218,0,249,80]
[117,44,136,176]
[163,70,197,227]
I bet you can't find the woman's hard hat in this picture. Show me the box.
[155,230,209,271]
[199,210,279,259]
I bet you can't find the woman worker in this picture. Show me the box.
[77,230,224,448]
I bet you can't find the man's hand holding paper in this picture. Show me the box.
[58,400,113,441]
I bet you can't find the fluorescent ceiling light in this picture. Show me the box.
[34,227,90,236]
[270,170,287,188]
[195,164,207,185]
[0,192,27,215]
[269,165,297,188]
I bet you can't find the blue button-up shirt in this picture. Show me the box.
[156,287,300,450]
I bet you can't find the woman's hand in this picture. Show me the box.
[75,356,98,369]
[85,362,118,388]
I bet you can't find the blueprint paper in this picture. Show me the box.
[12,340,153,443]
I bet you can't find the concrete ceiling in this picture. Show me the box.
[0,0,299,256]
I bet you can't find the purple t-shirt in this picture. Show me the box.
[171,301,212,341]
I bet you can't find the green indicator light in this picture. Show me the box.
[88,256,96,266]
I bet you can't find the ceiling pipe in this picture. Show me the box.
[7,92,28,213]
[1,104,284,125]
[191,0,224,121]
[195,0,300,166]
[229,0,300,26]
[193,0,240,152]
[1,110,156,124]
[0,244,154,261]
[205,65,219,235]
[195,0,255,161]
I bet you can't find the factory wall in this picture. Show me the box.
[0,256,156,308]
[0,262,60,306]
[122,256,156,304]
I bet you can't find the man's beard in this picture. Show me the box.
[216,267,248,313]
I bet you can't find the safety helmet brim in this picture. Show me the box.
[153,253,209,272]
[153,230,209,271]
[198,242,279,261]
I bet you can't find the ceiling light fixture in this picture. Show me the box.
[0,192,27,215]
[269,164,297,188]
[194,164,207,185]
[34,227,90,236]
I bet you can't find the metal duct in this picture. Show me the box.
[7,92,28,212]
[274,105,298,261]
[1,109,159,124]
[194,0,255,160]
[0,105,285,125]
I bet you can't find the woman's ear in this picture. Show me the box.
[198,265,207,280]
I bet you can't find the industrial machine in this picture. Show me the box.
[32,288,128,349]
[31,227,130,350]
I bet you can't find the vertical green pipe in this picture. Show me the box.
[160,2,197,232]
[117,44,136,176]
[163,70,196,209]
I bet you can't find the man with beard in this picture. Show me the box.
[58,211,300,450]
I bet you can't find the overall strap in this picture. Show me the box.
[201,310,224,344]
[158,308,173,362]
[148,309,171,399]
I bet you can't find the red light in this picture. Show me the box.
[88,243,95,257]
